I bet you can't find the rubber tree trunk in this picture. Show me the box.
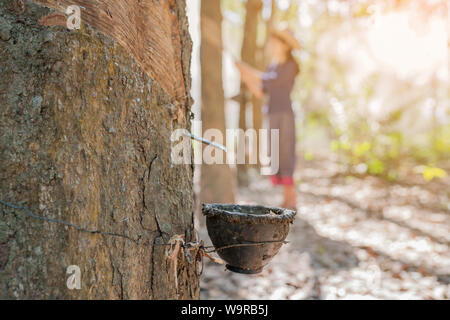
[248,0,264,154]
[199,0,235,204]
[264,0,277,68]
[237,0,262,186]
[0,0,199,299]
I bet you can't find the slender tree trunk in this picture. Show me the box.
[249,0,264,150]
[264,0,277,67]
[237,0,262,186]
[199,0,235,204]
[0,0,198,299]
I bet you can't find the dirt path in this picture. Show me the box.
[199,160,450,299]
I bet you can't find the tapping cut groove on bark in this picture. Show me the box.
[32,0,188,106]
[38,12,67,27]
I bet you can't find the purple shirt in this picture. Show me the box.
[262,59,298,114]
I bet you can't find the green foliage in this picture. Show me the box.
[304,152,314,161]
[433,125,450,154]
[367,159,385,175]
[326,116,449,181]
[353,142,371,157]
[422,166,447,181]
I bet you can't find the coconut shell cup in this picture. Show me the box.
[202,203,296,274]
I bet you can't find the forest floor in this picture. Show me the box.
[198,159,450,300]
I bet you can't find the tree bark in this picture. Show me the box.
[199,0,235,204]
[0,0,198,299]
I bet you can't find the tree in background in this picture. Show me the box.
[236,0,263,186]
[200,0,235,203]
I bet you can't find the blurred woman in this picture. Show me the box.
[236,28,300,209]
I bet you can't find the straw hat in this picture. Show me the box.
[269,26,301,50]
